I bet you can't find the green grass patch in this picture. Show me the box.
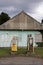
[17,48,27,54]
[0,47,10,57]
[35,47,43,57]
[0,47,43,58]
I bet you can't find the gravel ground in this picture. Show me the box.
[0,57,43,65]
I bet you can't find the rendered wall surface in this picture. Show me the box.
[0,31,41,47]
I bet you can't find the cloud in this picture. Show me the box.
[31,2,43,22]
[0,0,43,22]
[36,2,43,15]
[0,6,16,12]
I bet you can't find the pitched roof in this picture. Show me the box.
[0,11,43,30]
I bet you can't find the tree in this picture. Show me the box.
[0,12,10,25]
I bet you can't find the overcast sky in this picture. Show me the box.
[0,0,43,23]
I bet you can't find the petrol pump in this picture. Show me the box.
[11,37,17,52]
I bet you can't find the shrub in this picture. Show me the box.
[36,42,43,47]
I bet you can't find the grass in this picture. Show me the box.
[17,48,27,54]
[0,47,10,57]
[35,47,43,58]
[0,47,43,58]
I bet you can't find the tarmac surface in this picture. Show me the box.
[0,57,43,65]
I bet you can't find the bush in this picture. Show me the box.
[36,42,43,47]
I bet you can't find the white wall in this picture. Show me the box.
[0,31,41,47]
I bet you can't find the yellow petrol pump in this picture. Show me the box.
[11,37,17,52]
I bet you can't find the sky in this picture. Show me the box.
[0,0,43,23]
